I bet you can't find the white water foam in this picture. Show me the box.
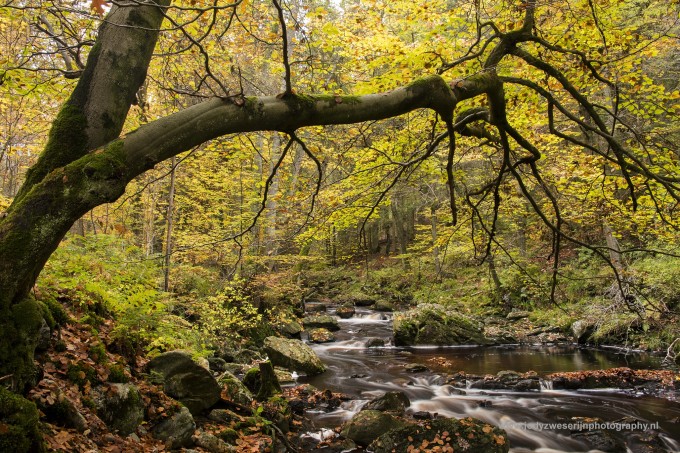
[539,379,554,391]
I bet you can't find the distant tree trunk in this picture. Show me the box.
[142,178,158,256]
[488,254,505,308]
[70,217,87,236]
[163,156,177,292]
[430,204,441,276]
[603,223,623,271]
[390,200,408,256]
[330,225,337,266]
[266,133,281,270]
[90,211,98,235]
[513,180,528,258]
[253,135,264,254]
[287,142,304,196]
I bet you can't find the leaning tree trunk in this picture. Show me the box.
[0,0,169,392]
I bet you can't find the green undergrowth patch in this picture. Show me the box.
[37,234,205,358]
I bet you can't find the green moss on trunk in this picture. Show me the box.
[0,298,44,392]
[0,387,44,452]
[15,104,88,202]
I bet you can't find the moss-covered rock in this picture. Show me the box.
[305,303,327,313]
[147,350,221,415]
[336,304,355,319]
[309,328,335,343]
[218,371,253,406]
[348,293,377,307]
[151,406,196,449]
[361,391,410,414]
[0,387,44,453]
[275,320,304,339]
[393,303,488,346]
[571,319,596,344]
[242,367,261,394]
[373,300,394,312]
[365,337,385,348]
[370,417,509,453]
[93,383,144,436]
[193,428,234,453]
[302,314,340,331]
[38,391,87,432]
[263,336,326,375]
[340,410,411,446]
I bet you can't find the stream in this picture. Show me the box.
[299,307,680,452]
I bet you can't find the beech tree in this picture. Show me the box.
[1,0,678,391]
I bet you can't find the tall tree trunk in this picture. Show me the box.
[390,200,408,256]
[603,223,623,272]
[266,133,281,266]
[430,204,441,276]
[163,157,177,292]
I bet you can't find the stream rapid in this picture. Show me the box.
[299,306,680,452]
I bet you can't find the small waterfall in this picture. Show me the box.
[539,379,554,391]
[301,428,336,442]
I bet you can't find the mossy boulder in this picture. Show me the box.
[336,305,355,319]
[263,337,326,375]
[571,319,596,344]
[242,367,261,394]
[370,417,509,453]
[217,371,253,406]
[38,390,87,432]
[151,406,196,449]
[147,350,221,415]
[393,304,488,346]
[305,303,328,313]
[276,320,304,339]
[193,429,234,453]
[340,410,410,446]
[93,383,144,435]
[302,315,340,331]
[373,300,394,312]
[0,387,44,453]
[309,328,335,343]
[361,391,410,414]
[350,293,377,307]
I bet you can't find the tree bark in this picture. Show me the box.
[0,0,169,391]
[431,204,441,276]
[163,157,177,292]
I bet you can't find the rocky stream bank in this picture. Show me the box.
[3,280,680,453]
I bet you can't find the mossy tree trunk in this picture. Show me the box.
[0,0,169,392]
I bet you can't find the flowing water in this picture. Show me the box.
[299,307,680,452]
